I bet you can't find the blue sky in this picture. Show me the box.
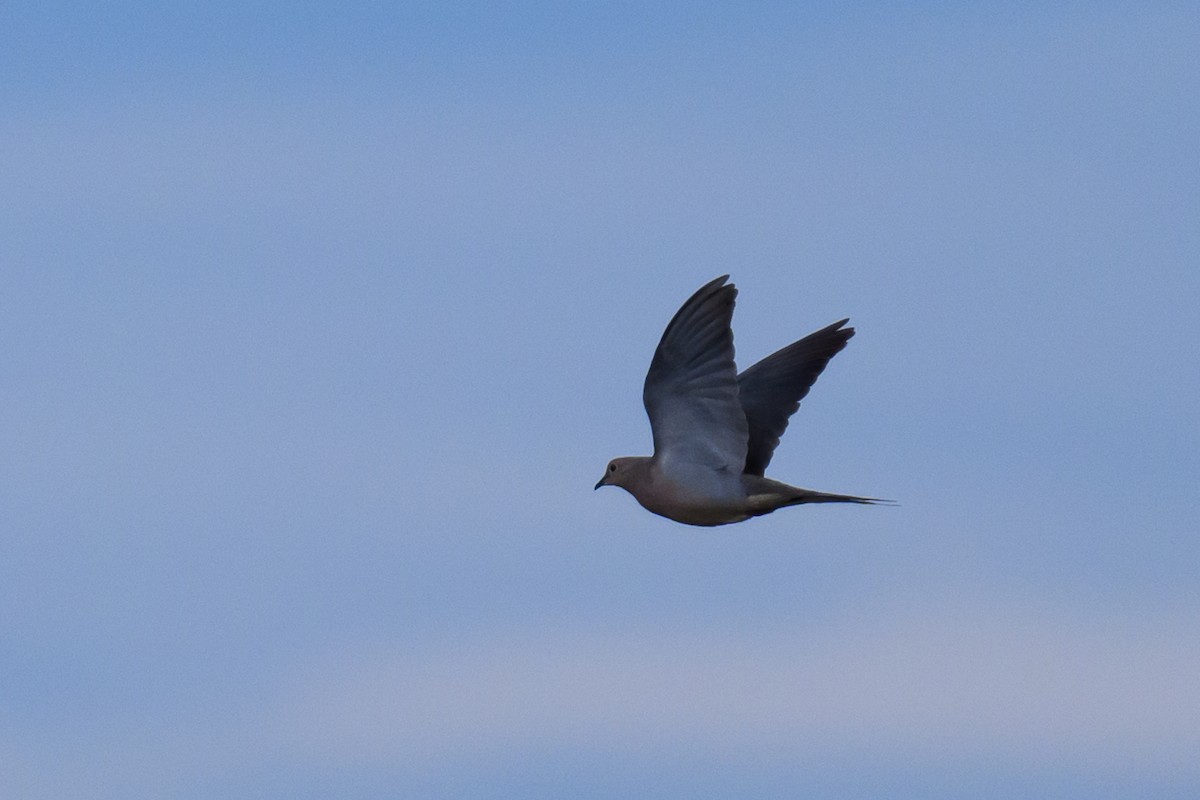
[2,3,1198,798]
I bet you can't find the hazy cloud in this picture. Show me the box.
[274,601,1200,774]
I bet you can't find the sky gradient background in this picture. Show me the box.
[3,3,1198,798]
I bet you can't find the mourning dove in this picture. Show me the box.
[595,275,887,526]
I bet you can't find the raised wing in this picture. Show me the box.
[643,276,748,475]
[737,318,854,476]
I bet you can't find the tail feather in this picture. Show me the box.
[742,475,894,516]
[785,488,894,506]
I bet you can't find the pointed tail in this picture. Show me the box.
[786,488,895,506]
[743,475,895,516]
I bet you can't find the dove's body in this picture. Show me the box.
[595,276,885,526]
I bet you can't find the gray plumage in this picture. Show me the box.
[595,275,887,526]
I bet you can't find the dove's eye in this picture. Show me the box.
[608,463,617,473]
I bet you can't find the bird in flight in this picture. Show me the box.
[595,275,887,526]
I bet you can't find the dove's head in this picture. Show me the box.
[594,456,650,491]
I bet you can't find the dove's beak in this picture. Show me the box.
[594,475,606,490]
